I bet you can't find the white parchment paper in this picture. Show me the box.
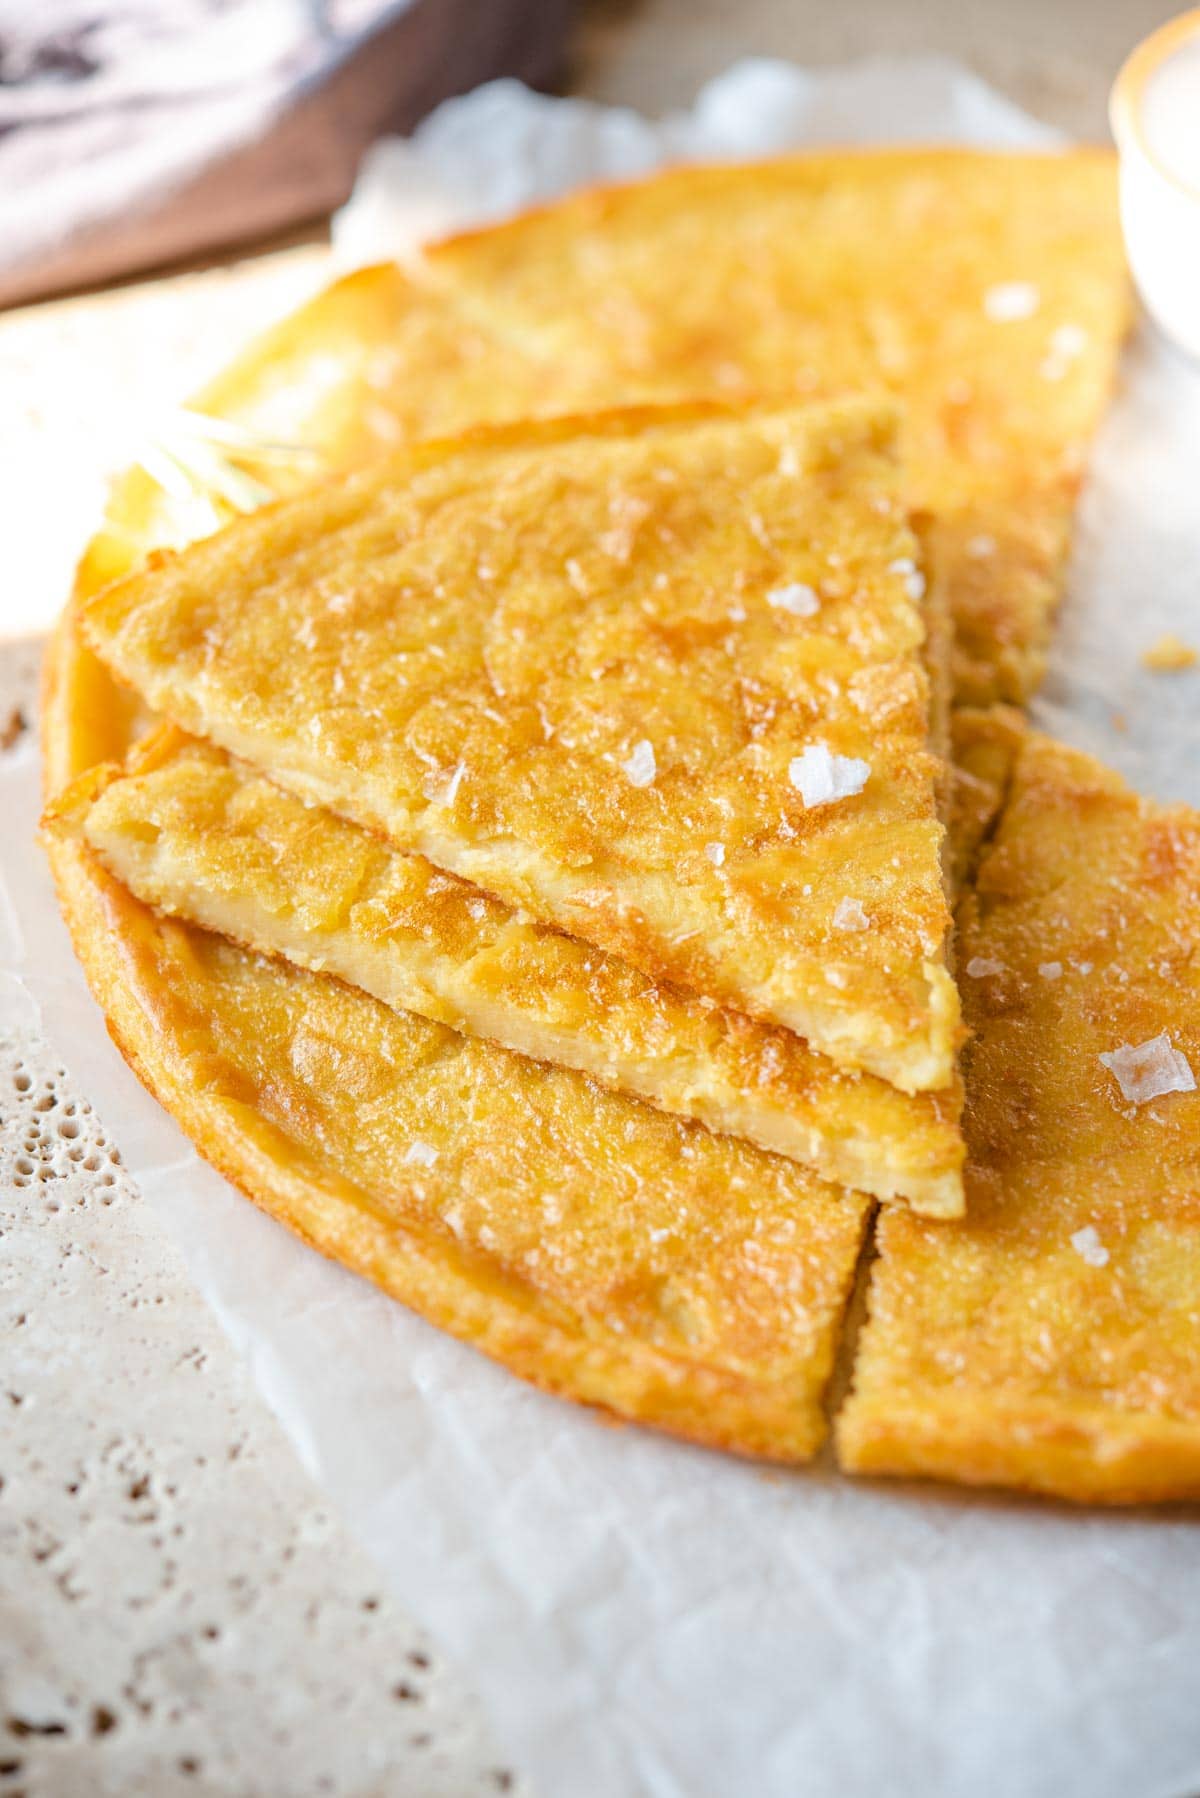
[6,59,1200,1798]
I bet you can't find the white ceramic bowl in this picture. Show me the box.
[1111,9,1200,360]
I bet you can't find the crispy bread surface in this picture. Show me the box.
[48,773,872,1462]
[43,273,875,1463]
[424,150,1129,705]
[72,155,1128,717]
[81,400,961,1093]
[47,727,965,1214]
[837,734,1200,1503]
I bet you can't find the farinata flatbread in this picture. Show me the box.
[423,150,1129,705]
[48,724,966,1214]
[837,734,1200,1503]
[81,400,961,1093]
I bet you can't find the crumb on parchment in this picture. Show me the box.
[1141,634,1197,673]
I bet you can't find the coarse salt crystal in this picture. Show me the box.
[832,896,869,932]
[404,1140,438,1168]
[788,743,869,808]
[825,968,848,988]
[1051,323,1088,359]
[887,555,925,600]
[1076,960,1094,976]
[983,281,1040,321]
[1038,961,1063,980]
[622,739,657,788]
[1099,1032,1196,1105]
[1070,1225,1109,1268]
[768,582,819,617]
[966,956,1006,978]
[704,842,726,867]
[422,763,466,807]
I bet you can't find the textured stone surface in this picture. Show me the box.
[0,657,525,1798]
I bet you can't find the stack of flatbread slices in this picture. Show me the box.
[42,150,1200,1503]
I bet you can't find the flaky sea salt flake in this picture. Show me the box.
[965,957,1006,978]
[1070,1226,1109,1269]
[1051,323,1088,359]
[1099,1032,1196,1105]
[984,281,1040,321]
[422,763,466,807]
[704,842,726,868]
[404,1140,439,1169]
[622,739,657,788]
[887,555,925,600]
[788,743,869,808]
[832,897,869,933]
[768,582,819,617]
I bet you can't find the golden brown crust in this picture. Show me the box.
[72,154,1128,719]
[46,726,965,1214]
[45,702,871,1463]
[837,733,1200,1504]
[80,399,961,1092]
[34,259,897,1461]
[42,317,879,1463]
[424,149,1129,706]
[39,184,1161,1499]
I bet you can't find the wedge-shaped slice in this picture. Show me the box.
[51,849,872,1461]
[838,734,1200,1504]
[425,150,1129,704]
[47,726,966,1214]
[82,399,961,1093]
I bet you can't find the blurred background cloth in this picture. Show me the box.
[0,0,574,307]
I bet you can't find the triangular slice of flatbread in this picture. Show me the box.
[46,725,966,1214]
[837,734,1200,1504]
[47,807,873,1464]
[82,399,961,1093]
[423,149,1129,706]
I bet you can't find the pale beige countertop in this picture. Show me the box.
[0,5,1157,1794]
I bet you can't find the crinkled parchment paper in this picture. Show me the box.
[6,59,1200,1798]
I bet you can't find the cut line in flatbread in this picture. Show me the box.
[837,733,1200,1504]
[46,792,873,1464]
[46,725,966,1215]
